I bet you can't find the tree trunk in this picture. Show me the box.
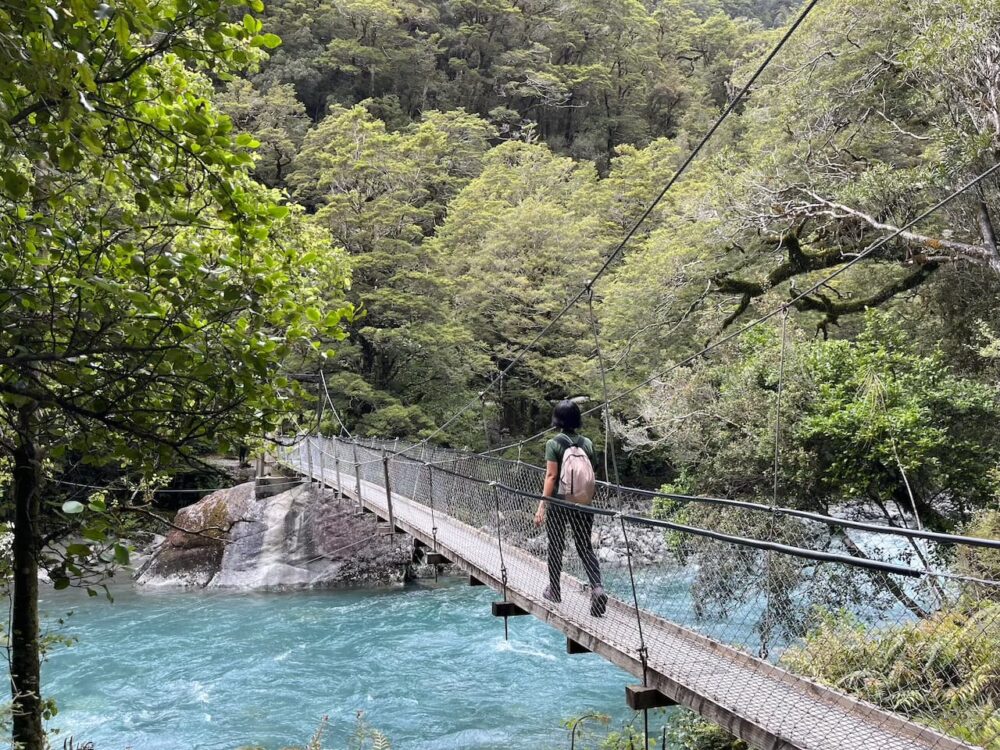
[11,439,44,750]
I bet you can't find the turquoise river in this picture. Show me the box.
[39,580,665,750]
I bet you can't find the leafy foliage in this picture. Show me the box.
[429,141,608,438]
[0,0,351,745]
[289,104,493,437]
[665,710,748,750]
[781,600,1000,748]
[253,0,773,164]
[348,711,393,750]
[635,313,1000,528]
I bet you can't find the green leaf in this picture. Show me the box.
[62,500,85,514]
[77,64,96,92]
[114,545,130,565]
[66,543,91,557]
[53,578,70,591]
[81,527,106,542]
[242,13,261,33]
[114,14,131,46]
[3,171,29,198]
[257,33,282,49]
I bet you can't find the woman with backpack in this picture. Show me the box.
[533,400,608,617]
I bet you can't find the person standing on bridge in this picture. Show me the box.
[534,400,608,617]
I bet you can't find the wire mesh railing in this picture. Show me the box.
[277,434,1000,750]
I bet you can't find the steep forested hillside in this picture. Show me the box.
[222,0,1000,478]
[235,0,771,165]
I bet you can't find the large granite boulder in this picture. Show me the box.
[135,483,256,587]
[137,483,413,589]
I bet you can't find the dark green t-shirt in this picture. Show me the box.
[544,432,596,471]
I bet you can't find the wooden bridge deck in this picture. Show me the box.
[291,462,975,750]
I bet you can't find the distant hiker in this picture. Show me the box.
[533,399,608,617]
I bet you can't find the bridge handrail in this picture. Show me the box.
[320,434,1000,551]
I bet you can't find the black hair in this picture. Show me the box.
[551,399,582,431]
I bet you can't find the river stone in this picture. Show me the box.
[135,483,256,587]
[137,483,412,589]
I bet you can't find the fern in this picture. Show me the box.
[782,597,1000,747]
[347,711,393,750]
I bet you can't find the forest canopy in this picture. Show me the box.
[222,0,1000,470]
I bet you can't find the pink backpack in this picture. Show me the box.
[557,435,596,505]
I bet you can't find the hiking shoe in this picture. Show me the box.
[590,586,608,617]
[542,585,561,604]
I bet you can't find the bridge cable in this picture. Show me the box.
[49,477,302,494]
[371,0,823,461]
[480,392,491,451]
[587,289,622,496]
[772,307,788,514]
[588,282,645,743]
[759,306,788,660]
[619,515,650,685]
[491,483,511,640]
[426,462,438,552]
[320,369,353,439]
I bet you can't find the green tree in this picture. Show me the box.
[0,2,351,746]
[633,314,1000,528]
[216,79,311,187]
[706,0,1000,327]
[635,314,999,642]
[801,314,1000,528]
[250,0,749,163]
[430,141,609,439]
[289,105,495,436]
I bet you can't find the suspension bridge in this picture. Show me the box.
[265,2,1000,746]
[275,435,999,750]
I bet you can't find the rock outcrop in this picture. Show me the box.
[136,483,256,587]
[136,483,413,589]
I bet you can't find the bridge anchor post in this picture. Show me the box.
[352,443,363,509]
[333,450,342,501]
[317,438,326,490]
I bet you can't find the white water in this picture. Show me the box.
[39,581,662,749]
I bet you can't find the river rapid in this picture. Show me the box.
[40,580,655,750]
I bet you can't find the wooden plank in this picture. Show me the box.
[491,601,529,618]
[626,685,677,710]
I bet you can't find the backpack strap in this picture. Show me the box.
[555,433,575,449]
